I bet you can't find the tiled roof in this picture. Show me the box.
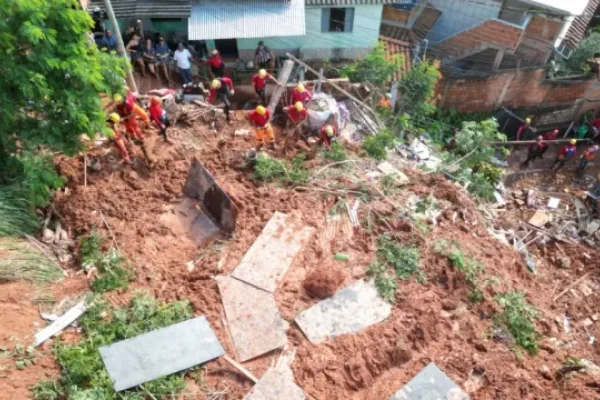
[563,0,600,49]
[379,24,415,44]
[88,0,192,19]
[379,35,412,81]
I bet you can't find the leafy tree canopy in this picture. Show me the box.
[340,42,403,85]
[0,0,126,156]
[397,60,441,121]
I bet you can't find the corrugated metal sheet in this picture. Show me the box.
[88,0,191,19]
[189,0,306,41]
[306,0,402,5]
[564,0,600,49]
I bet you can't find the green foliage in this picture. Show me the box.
[339,42,403,85]
[323,142,347,162]
[495,291,540,355]
[454,119,506,168]
[367,262,397,303]
[18,153,65,208]
[254,154,309,185]
[39,293,193,400]
[80,232,134,293]
[363,129,396,160]
[0,187,38,236]
[0,0,126,155]
[0,239,64,284]
[476,162,504,186]
[564,33,600,75]
[434,240,485,302]
[397,61,441,122]
[377,235,425,283]
[428,108,492,142]
[11,344,38,370]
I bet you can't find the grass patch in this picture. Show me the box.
[368,234,425,303]
[0,187,39,236]
[254,154,309,185]
[363,129,396,161]
[0,239,63,284]
[33,292,193,400]
[80,233,134,293]
[322,142,347,162]
[495,291,540,355]
[433,239,485,302]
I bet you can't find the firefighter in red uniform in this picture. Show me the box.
[283,101,308,140]
[148,96,171,143]
[319,124,337,148]
[290,83,312,106]
[248,105,274,148]
[208,78,235,123]
[521,136,547,169]
[207,50,225,77]
[251,69,279,106]
[553,139,577,171]
[106,113,132,164]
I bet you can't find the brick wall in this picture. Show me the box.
[437,69,598,115]
[513,16,563,64]
[436,19,524,62]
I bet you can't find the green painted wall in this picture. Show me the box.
[235,5,383,58]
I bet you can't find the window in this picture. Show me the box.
[322,8,354,33]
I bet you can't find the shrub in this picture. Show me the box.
[339,42,403,85]
[495,291,540,355]
[254,154,308,185]
[323,142,347,162]
[363,129,396,161]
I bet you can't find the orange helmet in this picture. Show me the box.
[150,96,161,105]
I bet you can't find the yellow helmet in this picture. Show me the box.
[294,101,304,112]
[258,69,267,78]
[212,79,221,89]
[113,94,123,103]
[570,138,577,145]
[296,83,305,92]
[108,112,120,123]
[525,117,531,124]
[256,105,266,115]
[324,125,334,137]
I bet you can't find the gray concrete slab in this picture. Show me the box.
[389,363,470,400]
[232,212,314,293]
[217,275,288,362]
[243,367,305,400]
[99,316,224,392]
[295,279,392,344]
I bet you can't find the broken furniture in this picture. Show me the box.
[99,316,224,392]
[389,363,470,400]
[295,279,392,344]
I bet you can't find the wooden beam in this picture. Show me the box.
[316,68,324,93]
[490,138,591,146]
[268,60,295,114]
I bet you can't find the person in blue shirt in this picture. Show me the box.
[154,37,172,83]
[101,29,117,52]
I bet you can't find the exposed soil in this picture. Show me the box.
[2,110,600,400]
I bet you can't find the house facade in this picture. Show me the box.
[89,0,399,61]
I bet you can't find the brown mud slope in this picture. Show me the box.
[42,116,600,400]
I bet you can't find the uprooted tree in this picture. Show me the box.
[0,0,126,209]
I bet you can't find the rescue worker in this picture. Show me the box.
[248,105,274,148]
[521,136,547,169]
[149,96,171,143]
[553,139,577,171]
[251,69,279,106]
[541,128,559,156]
[516,117,532,141]
[290,83,312,106]
[576,144,599,174]
[319,124,337,148]
[106,113,132,164]
[115,90,150,127]
[283,101,308,140]
[377,94,392,109]
[208,77,235,123]
[207,50,225,78]
[114,93,152,162]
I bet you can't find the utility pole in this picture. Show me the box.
[103,0,138,92]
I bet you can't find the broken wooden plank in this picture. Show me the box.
[223,354,258,383]
[34,300,87,346]
[216,276,287,362]
[528,210,549,228]
[243,367,305,400]
[268,60,295,114]
[389,363,470,400]
[554,273,591,302]
[232,212,314,293]
[295,280,392,344]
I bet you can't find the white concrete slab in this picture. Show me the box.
[243,367,305,400]
[217,276,288,362]
[34,301,87,347]
[295,280,392,344]
[232,212,315,293]
[99,316,224,392]
[389,363,470,400]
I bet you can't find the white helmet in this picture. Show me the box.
[246,61,254,70]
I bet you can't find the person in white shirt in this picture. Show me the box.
[173,43,196,85]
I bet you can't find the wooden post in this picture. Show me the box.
[316,68,324,93]
[492,50,504,71]
[267,60,294,114]
[103,0,138,92]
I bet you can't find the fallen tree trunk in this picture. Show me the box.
[268,60,295,114]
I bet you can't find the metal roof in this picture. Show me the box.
[189,0,306,41]
[305,0,404,5]
[88,0,192,19]
[519,0,589,15]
